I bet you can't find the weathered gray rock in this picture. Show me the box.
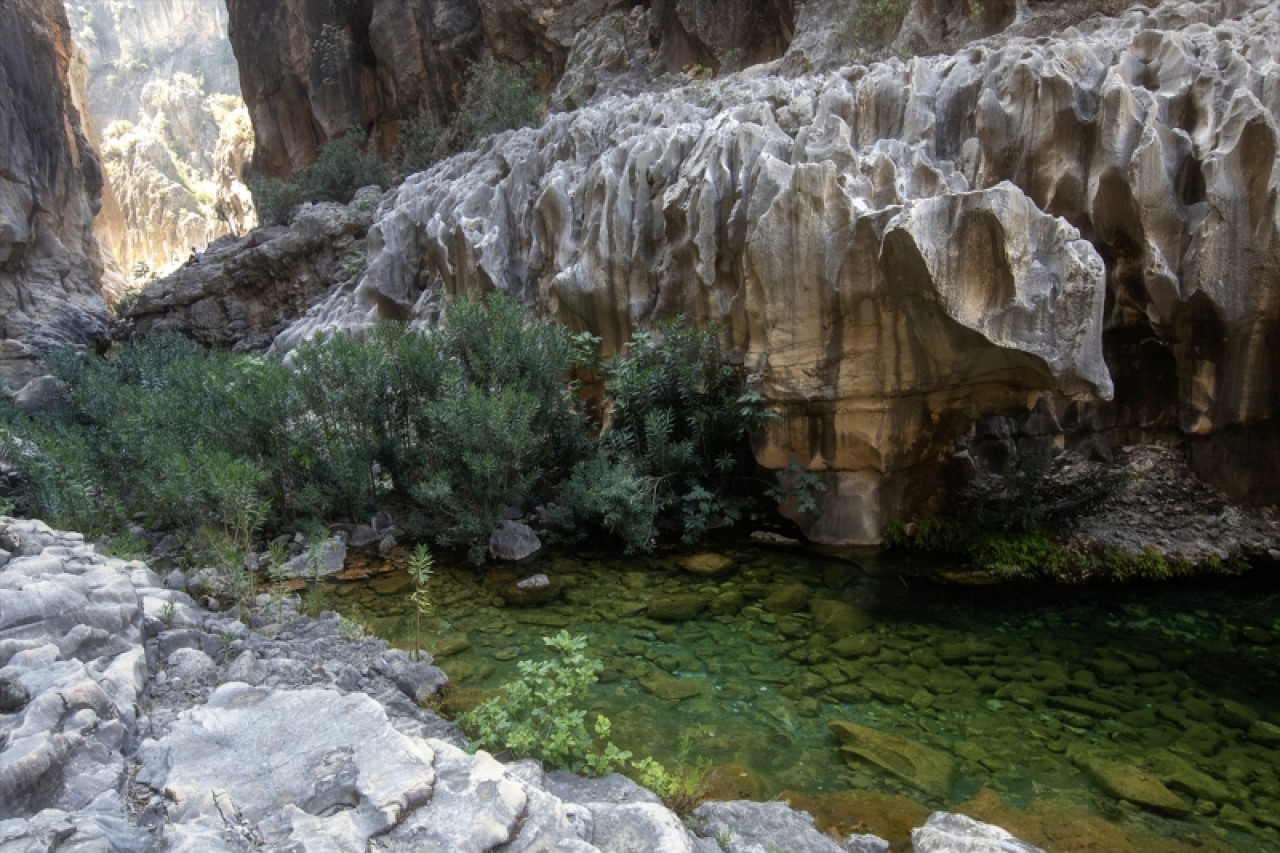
[284,532,349,578]
[123,200,375,351]
[138,683,437,845]
[490,520,543,561]
[911,812,1045,853]
[693,800,876,853]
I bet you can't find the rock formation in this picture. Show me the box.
[264,0,1279,542]
[65,0,256,280]
[0,0,112,388]
[122,191,378,350]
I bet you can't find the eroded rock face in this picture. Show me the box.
[0,0,111,387]
[271,0,1280,541]
[228,0,798,181]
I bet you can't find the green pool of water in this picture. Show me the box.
[324,539,1280,851]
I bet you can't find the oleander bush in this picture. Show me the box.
[1,298,794,560]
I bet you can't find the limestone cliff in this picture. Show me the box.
[0,0,111,387]
[268,0,1280,542]
[226,0,798,179]
[65,0,255,280]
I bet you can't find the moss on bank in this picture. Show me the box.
[883,517,1252,582]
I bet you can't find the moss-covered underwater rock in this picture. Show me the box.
[828,720,956,800]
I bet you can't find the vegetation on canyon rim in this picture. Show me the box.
[251,57,543,226]
[0,293,793,566]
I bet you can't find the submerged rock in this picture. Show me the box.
[647,593,710,622]
[678,553,736,576]
[498,572,565,606]
[1072,751,1192,815]
[829,720,957,800]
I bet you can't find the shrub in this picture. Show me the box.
[838,0,911,51]
[455,59,544,148]
[599,320,774,542]
[550,452,658,553]
[297,129,390,204]
[250,130,389,226]
[394,114,443,176]
[250,178,304,227]
[458,631,627,774]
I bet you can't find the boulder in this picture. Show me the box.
[762,583,811,614]
[1072,751,1191,815]
[911,812,1044,853]
[498,572,565,606]
[284,534,348,578]
[677,553,736,576]
[829,720,956,800]
[647,594,710,622]
[638,671,703,702]
[692,800,873,853]
[810,599,872,638]
[489,521,542,561]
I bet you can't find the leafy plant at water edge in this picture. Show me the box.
[629,734,711,817]
[595,319,775,543]
[458,631,625,774]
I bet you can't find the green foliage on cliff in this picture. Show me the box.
[251,129,390,225]
[455,59,545,148]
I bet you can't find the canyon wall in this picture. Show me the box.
[65,0,255,281]
[225,0,798,179]
[0,0,112,387]
[264,0,1279,542]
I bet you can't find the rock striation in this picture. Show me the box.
[270,0,1280,541]
[0,0,112,388]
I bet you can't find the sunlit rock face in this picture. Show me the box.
[0,0,112,387]
[65,0,255,282]
[273,0,1280,541]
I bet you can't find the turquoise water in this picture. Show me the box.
[326,539,1280,851]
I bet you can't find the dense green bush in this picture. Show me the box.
[1,299,794,560]
[455,59,545,148]
[250,129,390,225]
[592,320,773,544]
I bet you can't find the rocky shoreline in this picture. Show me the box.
[0,515,1049,852]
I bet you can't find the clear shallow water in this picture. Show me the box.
[325,539,1280,851]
